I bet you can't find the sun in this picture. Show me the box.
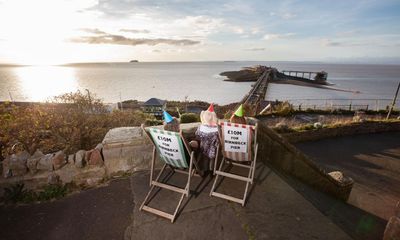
[0,0,96,65]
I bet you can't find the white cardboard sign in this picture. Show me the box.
[151,131,182,160]
[223,125,248,153]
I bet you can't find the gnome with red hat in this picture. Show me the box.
[190,103,219,173]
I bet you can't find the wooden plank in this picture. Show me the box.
[210,192,244,205]
[230,162,252,168]
[141,205,174,221]
[215,170,252,182]
[152,181,187,194]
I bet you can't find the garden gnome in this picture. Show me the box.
[191,103,219,173]
[230,104,247,124]
[163,110,180,132]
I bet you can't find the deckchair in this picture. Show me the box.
[210,122,258,206]
[140,125,200,223]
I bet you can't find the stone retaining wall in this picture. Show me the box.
[0,123,199,195]
[1,121,355,201]
[256,121,354,201]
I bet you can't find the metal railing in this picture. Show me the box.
[284,98,398,111]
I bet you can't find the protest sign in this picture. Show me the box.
[223,125,248,153]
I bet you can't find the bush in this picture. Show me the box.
[273,122,294,133]
[2,183,69,204]
[274,101,294,116]
[0,90,156,157]
[37,184,68,201]
[180,113,200,123]
[2,183,36,203]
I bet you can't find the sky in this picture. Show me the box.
[0,0,399,65]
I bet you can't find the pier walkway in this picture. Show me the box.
[241,68,272,115]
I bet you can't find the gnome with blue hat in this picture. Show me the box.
[163,110,180,132]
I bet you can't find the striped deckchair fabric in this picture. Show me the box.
[140,125,201,223]
[148,128,188,169]
[220,122,255,162]
[210,121,258,206]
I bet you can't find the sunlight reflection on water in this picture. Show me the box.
[14,66,78,101]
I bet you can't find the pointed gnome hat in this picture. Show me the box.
[234,104,244,117]
[207,103,214,112]
[163,110,174,123]
[200,103,218,126]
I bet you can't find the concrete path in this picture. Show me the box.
[1,162,354,240]
[296,131,400,221]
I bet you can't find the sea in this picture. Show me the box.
[0,61,399,109]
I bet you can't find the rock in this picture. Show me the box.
[3,151,30,177]
[67,154,75,164]
[73,166,106,186]
[102,127,143,145]
[328,171,353,185]
[102,127,153,177]
[47,173,60,185]
[95,143,103,151]
[313,122,323,129]
[27,150,45,174]
[86,177,103,187]
[85,150,93,163]
[2,157,12,178]
[75,150,86,168]
[220,66,265,82]
[383,216,400,240]
[52,151,66,170]
[55,163,80,183]
[103,142,153,177]
[88,149,103,166]
[37,154,55,171]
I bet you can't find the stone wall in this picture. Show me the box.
[1,120,354,201]
[0,123,200,195]
[256,121,354,201]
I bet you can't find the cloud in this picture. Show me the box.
[243,48,265,51]
[120,29,150,34]
[269,11,297,20]
[152,49,161,53]
[263,33,296,40]
[321,39,365,47]
[79,28,107,35]
[71,34,200,46]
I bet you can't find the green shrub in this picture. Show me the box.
[145,119,163,126]
[2,183,70,204]
[0,90,156,156]
[37,184,68,201]
[274,101,294,116]
[2,183,36,203]
[180,113,200,123]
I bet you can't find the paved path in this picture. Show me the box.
[296,131,400,221]
[1,162,354,240]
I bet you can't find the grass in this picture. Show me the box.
[1,182,71,204]
[272,118,400,134]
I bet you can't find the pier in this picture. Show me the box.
[240,67,273,115]
[281,70,326,81]
[239,67,330,116]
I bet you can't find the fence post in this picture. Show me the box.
[387,81,400,119]
[349,101,352,111]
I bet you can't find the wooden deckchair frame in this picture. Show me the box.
[210,122,258,206]
[140,125,200,223]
